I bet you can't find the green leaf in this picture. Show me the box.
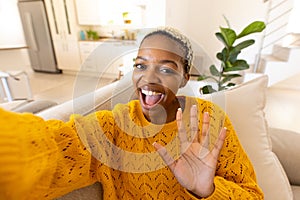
[224,60,249,72]
[209,65,220,76]
[237,21,266,38]
[216,48,228,63]
[197,74,218,82]
[222,73,242,78]
[197,75,208,81]
[220,27,237,47]
[226,40,253,63]
[227,49,240,63]
[225,82,236,89]
[215,32,228,48]
[216,52,224,61]
[224,61,233,69]
[227,82,236,87]
[234,39,255,51]
[201,85,217,94]
[221,74,241,85]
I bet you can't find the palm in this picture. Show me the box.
[154,105,226,198]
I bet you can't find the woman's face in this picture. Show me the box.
[132,34,189,123]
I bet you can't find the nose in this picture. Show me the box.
[143,65,160,83]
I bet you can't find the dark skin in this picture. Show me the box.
[132,34,189,124]
[132,34,227,198]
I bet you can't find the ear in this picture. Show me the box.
[180,73,190,88]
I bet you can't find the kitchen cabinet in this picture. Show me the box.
[44,0,81,71]
[79,41,103,72]
[75,0,153,26]
[75,0,116,25]
[78,40,138,78]
[75,0,102,25]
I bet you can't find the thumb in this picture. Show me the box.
[153,142,176,169]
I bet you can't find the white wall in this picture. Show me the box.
[0,0,26,48]
[0,49,30,71]
[0,0,268,72]
[165,0,189,31]
[287,0,300,33]
[165,0,268,71]
[0,0,30,71]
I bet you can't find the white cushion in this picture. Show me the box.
[269,127,300,185]
[37,73,135,121]
[184,75,292,200]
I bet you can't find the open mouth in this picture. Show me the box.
[139,89,164,109]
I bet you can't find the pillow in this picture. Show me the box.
[185,75,292,200]
[224,75,292,200]
[269,127,300,185]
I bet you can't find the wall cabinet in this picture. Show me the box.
[75,0,117,26]
[75,0,164,27]
[44,0,81,71]
[75,0,102,25]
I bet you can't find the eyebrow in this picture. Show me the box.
[135,56,179,69]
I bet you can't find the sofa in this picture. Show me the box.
[3,73,300,200]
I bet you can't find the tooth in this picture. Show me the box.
[141,89,162,96]
[142,89,147,95]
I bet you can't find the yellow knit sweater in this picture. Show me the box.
[0,96,263,199]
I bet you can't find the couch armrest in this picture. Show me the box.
[269,127,300,186]
[0,100,57,114]
[54,182,103,200]
[37,74,135,121]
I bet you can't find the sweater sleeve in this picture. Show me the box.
[0,108,99,200]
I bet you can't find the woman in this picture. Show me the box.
[0,27,263,199]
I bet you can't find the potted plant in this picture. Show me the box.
[86,29,99,40]
[198,20,266,94]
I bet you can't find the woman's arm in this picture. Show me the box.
[0,108,98,200]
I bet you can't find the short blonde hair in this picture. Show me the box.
[140,27,193,74]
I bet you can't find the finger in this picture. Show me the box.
[200,112,210,148]
[177,108,189,153]
[153,142,176,171]
[211,127,227,159]
[190,105,199,143]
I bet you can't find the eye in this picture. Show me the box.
[160,66,176,74]
[133,64,146,70]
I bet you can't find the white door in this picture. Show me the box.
[45,0,81,71]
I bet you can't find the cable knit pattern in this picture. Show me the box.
[0,96,263,199]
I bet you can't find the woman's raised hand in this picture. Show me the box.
[153,105,227,198]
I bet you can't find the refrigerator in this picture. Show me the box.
[18,0,61,73]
